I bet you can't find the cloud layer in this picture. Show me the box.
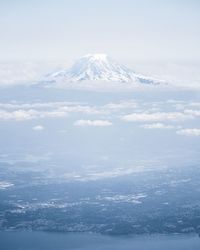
[0,100,199,137]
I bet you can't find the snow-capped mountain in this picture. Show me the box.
[44,54,163,85]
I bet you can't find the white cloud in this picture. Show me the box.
[141,123,175,129]
[121,112,192,123]
[58,105,104,115]
[0,109,67,121]
[0,62,63,86]
[104,101,138,111]
[32,125,44,131]
[0,101,80,110]
[0,101,199,127]
[184,109,200,116]
[0,101,106,119]
[176,128,200,137]
[0,110,34,121]
[74,119,112,127]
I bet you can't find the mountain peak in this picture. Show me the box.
[45,54,163,85]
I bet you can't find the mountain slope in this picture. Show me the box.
[44,54,163,85]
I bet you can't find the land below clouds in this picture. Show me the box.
[0,76,199,236]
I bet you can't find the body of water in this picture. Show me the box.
[0,232,199,250]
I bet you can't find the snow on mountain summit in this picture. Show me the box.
[45,54,163,85]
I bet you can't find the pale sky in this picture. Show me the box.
[0,0,200,62]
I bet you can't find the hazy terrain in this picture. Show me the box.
[0,76,200,235]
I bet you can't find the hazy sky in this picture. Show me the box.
[1,0,200,62]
